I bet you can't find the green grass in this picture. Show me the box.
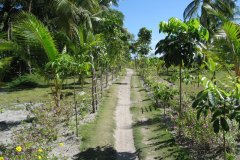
[0,87,52,110]
[159,69,234,96]
[79,82,118,149]
[131,73,190,160]
[76,77,121,160]
[0,77,93,110]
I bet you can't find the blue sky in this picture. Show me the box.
[114,0,240,53]
[113,0,193,52]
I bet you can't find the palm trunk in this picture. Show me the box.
[235,58,240,76]
[230,43,240,76]
[27,46,32,74]
[7,20,12,40]
[28,0,32,12]
[27,0,33,74]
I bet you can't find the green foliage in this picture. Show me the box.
[46,54,75,79]
[13,12,58,62]
[192,77,240,133]
[153,82,177,106]
[0,57,13,81]
[135,27,152,55]
[204,58,218,73]
[174,107,218,146]
[7,73,45,89]
[215,21,240,76]
[156,18,209,68]
[222,22,240,54]
[0,39,21,52]
[182,71,196,85]
[137,27,152,45]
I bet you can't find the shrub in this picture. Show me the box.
[7,73,45,89]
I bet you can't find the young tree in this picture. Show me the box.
[155,18,209,134]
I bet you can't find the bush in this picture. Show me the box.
[7,73,46,89]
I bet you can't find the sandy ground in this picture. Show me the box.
[114,69,138,160]
[0,110,31,145]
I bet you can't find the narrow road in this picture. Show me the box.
[115,69,138,160]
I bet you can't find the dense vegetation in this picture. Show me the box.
[0,0,131,159]
[1,0,240,159]
[135,0,240,159]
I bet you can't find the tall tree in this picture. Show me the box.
[136,27,152,55]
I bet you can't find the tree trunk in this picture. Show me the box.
[73,77,78,137]
[92,68,96,113]
[27,46,32,74]
[197,68,200,87]
[223,130,226,160]
[105,62,108,88]
[91,54,96,113]
[223,104,226,160]
[134,56,137,70]
[7,22,11,40]
[100,64,103,98]
[164,104,166,118]
[235,58,240,77]
[27,0,33,74]
[94,72,98,110]
[156,99,159,108]
[213,71,216,85]
[28,0,32,12]
[52,77,61,112]
[81,76,84,90]
[112,68,114,81]
[179,63,182,136]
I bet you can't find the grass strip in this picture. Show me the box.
[131,73,190,160]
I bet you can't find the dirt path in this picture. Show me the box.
[114,69,138,160]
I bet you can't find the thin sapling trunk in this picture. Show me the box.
[73,76,78,137]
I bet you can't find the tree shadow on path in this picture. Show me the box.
[73,145,138,160]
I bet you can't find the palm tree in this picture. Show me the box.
[184,0,237,35]
[9,12,61,108]
[215,21,240,76]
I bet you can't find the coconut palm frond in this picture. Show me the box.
[221,22,240,54]
[183,0,201,21]
[0,39,20,52]
[13,12,58,61]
